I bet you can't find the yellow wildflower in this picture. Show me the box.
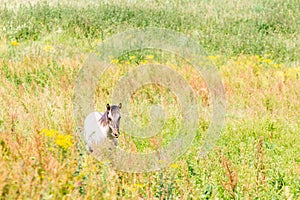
[110,59,119,64]
[263,58,272,64]
[273,63,280,69]
[40,129,73,150]
[11,40,19,46]
[134,183,144,188]
[170,163,179,169]
[254,55,260,61]
[130,183,144,192]
[54,134,73,150]
[175,179,182,183]
[40,129,58,138]
[129,55,136,60]
[44,45,53,52]
[145,55,154,60]
[130,187,138,192]
[208,55,217,60]
[139,60,148,65]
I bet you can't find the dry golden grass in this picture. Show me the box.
[1,52,299,198]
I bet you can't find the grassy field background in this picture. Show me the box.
[0,0,300,199]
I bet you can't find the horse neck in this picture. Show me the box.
[100,124,110,138]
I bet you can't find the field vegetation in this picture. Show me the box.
[0,0,299,199]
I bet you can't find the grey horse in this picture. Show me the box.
[84,103,122,152]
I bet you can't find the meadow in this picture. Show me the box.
[0,0,300,199]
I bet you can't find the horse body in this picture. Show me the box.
[84,103,122,152]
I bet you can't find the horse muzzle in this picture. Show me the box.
[109,125,120,138]
[113,132,119,138]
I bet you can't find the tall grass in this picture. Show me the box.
[0,0,299,63]
[0,0,299,199]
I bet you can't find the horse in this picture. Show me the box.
[84,103,122,152]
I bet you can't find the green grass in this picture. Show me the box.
[1,0,299,63]
[0,0,300,199]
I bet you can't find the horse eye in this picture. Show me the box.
[108,117,112,121]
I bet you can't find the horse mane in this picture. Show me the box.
[99,110,109,126]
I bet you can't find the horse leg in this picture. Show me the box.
[113,138,118,146]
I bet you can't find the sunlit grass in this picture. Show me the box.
[0,1,299,199]
[1,51,299,198]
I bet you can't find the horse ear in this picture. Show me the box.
[106,104,111,110]
[119,103,122,109]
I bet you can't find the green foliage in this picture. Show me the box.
[0,0,299,63]
[0,0,299,199]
